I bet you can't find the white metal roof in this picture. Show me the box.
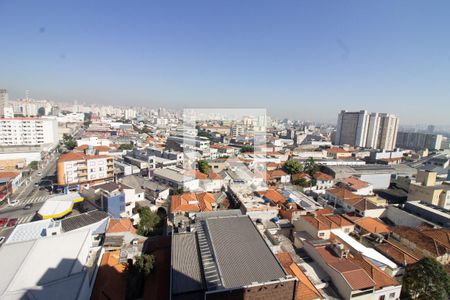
[331,229,397,269]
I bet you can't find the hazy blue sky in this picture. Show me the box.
[1,1,449,124]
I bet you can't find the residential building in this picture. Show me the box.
[324,188,385,217]
[171,214,297,299]
[407,170,450,209]
[276,252,324,300]
[337,177,373,196]
[293,213,355,240]
[152,167,199,191]
[390,226,450,264]
[57,152,114,189]
[0,89,7,117]
[303,240,376,300]
[95,182,141,218]
[335,110,399,150]
[0,117,58,146]
[396,131,443,150]
[228,184,279,221]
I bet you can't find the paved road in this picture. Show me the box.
[0,152,60,238]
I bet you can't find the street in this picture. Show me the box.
[0,152,60,240]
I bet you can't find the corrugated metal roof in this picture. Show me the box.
[171,232,204,295]
[205,216,287,288]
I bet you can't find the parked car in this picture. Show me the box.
[7,218,18,227]
[24,203,33,210]
[0,236,5,244]
[9,200,18,206]
[37,171,42,176]
[0,218,8,227]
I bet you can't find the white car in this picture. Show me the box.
[37,171,42,176]
[9,200,18,206]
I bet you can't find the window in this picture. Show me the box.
[379,296,385,300]
[319,232,325,237]
[389,293,396,298]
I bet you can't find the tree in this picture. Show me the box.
[29,161,39,170]
[283,159,303,174]
[198,160,210,174]
[83,112,92,127]
[240,145,254,153]
[119,143,134,150]
[304,157,319,176]
[137,207,161,236]
[37,107,46,116]
[133,254,155,276]
[64,139,77,150]
[293,178,309,187]
[402,257,450,300]
[62,134,77,150]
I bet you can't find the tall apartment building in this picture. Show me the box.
[57,152,114,189]
[0,89,7,117]
[0,118,58,146]
[335,110,399,150]
[396,131,443,150]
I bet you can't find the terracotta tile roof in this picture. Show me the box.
[74,144,110,151]
[313,172,333,181]
[302,215,334,230]
[327,147,350,154]
[339,177,370,190]
[349,254,400,289]
[267,169,289,180]
[276,252,323,300]
[59,151,111,162]
[352,198,379,211]
[391,226,450,257]
[327,188,362,202]
[186,170,222,180]
[315,208,334,215]
[315,245,376,291]
[355,217,390,234]
[324,214,354,228]
[0,171,19,180]
[171,192,215,213]
[292,172,312,181]
[107,218,137,234]
[375,242,420,266]
[263,189,287,204]
[91,250,127,300]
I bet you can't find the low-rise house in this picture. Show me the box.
[187,169,224,192]
[228,184,279,221]
[170,192,218,226]
[390,226,450,264]
[349,254,402,300]
[313,172,334,192]
[303,240,376,300]
[266,169,291,184]
[152,167,199,191]
[95,182,141,218]
[338,177,373,196]
[353,217,391,236]
[325,188,384,217]
[327,147,353,159]
[276,252,323,300]
[293,213,354,240]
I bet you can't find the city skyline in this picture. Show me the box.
[1,1,450,125]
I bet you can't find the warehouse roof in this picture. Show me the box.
[205,216,287,288]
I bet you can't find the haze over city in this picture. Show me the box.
[1,0,450,124]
